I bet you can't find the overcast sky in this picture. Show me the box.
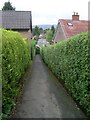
[0,0,89,25]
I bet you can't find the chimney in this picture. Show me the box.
[72,12,79,21]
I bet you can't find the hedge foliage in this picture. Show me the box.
[31,40,37,60]
[41,32,90,117]
[0,29,2,120]
[2,29,31,118]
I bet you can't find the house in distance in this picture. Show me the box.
[0,10,32,39]
[54,12,88,43]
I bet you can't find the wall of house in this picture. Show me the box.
[19,30,32,40]
[54,23,66,43]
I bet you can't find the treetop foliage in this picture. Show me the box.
[2,1,15,11]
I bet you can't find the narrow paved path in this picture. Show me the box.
[12,55,86,118]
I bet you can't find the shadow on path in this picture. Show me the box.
[12,55,86,118]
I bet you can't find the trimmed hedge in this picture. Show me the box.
[2,29,31,118]
[41,32,90,117]
[0,29,2,119]
[31,40,37,60]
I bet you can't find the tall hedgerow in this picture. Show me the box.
[2,29,31,118]
[31,40,37,60]
[41,32,90,117]
[0,28,2,119]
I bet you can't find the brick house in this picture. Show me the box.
[54,13,88,43]
[0,10,32,39]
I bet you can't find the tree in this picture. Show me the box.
[51,25,55,35]
[46,30,53,43]
[32,26,40,36]
[32,26,41,40]
[2,1,15,11]
[44,28,50,34]
[39,28,43,34]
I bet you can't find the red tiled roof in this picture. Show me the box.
[59,19,88,38]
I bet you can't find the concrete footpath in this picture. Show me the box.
[12,55,86,118]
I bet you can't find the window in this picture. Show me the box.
[67,22,73,26]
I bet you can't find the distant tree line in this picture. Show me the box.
[32,25,55,43]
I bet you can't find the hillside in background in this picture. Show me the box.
[32,24,57,30]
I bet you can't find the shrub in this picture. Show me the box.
[41,32,90,117]
[2,29,31,118]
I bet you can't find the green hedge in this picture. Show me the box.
[31,40,37,60]
[2,29,31,118]
[41,32,90,117]
[0,29,2,119]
